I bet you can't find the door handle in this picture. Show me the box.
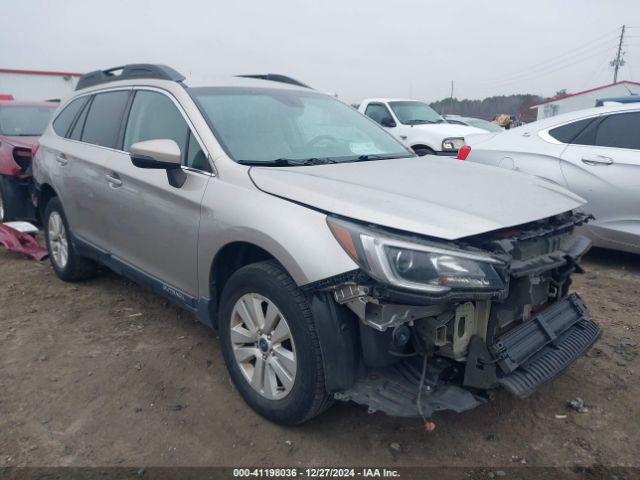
[581,155,613,166]
[105,174,123,188]
[55,153,68,166]
[400,135,407,140]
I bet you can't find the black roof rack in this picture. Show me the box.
[236,74,311,89]
[75,64,185,91]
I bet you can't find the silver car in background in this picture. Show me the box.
[461,104,640,254]
[33,64,600,425]
[444,114,504,133]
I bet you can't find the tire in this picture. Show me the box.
[413,146,435,157]
[218,260,332,425]
[43,197,97,281]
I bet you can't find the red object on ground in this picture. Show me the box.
[0,224,48,260]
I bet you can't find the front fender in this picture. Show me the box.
[197,179,358,299]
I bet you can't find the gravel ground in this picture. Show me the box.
[0,246,638,470]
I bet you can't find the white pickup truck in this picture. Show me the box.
[358,98,486,156]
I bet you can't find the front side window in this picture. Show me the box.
[0,105,56,136]
[81,91,130,148]
[364,103,394,126]
[191,87,410,164]
[594,112,640,150]
[124,90,210,172]
[389,101,444,125]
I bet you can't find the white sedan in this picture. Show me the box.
[460,103,640,254]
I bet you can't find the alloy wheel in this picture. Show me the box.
[230,293,297,400]
[48,211,69,269]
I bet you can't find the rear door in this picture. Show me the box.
[559,111,640,250]
[50,90,131,250]
[105,88,212,298]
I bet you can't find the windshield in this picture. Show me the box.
[466,118,504,132]
[388,101,444,125]
[190,87,411,164]
[0,105,55,136]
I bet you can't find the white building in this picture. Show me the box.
[531,80,640,120]
[0,68,83,101]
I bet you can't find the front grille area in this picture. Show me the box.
[498,319,601,398]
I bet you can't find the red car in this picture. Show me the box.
[0,100,57,222]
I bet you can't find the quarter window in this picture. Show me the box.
[81,91,130,148]
[185,131,209,171]
[594,113,640,150]
[69,98,92,141]
[548,118,595,144]
[52,97,88,137]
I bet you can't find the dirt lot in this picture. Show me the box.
[0,245,638,470]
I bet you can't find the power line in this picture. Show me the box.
[465,42,617,92]
[464,29,620,87]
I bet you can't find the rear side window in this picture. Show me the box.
[548,118,594,143]
[81,91,130,148]
[52,97,88,137]
[594,112,640,150]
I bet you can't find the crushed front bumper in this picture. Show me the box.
[494,293,601,397]
[335,293,600,418]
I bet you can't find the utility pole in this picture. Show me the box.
[448,80,454,114]
[611,25,626,82]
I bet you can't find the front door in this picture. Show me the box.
[105,88,212,299]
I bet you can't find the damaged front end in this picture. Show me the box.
[319,211,601,419]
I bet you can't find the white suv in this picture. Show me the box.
[33,64,600,425]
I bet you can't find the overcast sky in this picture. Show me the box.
[2,0,639,103]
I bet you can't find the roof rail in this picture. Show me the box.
[236,74,311,89]
[75,64,185,91]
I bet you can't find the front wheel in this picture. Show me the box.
[413,146,436,156]
[218,260,332,424]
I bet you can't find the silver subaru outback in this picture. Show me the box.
[33,64,600,425]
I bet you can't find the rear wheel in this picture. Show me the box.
[44,197,97,281]
[219,260,331,424]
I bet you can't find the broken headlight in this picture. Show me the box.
[442,137,465,151]
[327,217,505,294]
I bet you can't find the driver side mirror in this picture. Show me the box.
[130,139,186,188]
[380,117,396,128]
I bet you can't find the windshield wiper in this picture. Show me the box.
[355,154,408,162]
[237,157,337,167]
[405,119,435,125]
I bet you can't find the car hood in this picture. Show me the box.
[1,135,39,148]
[411,123,487,137]
[249,156,586,240]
